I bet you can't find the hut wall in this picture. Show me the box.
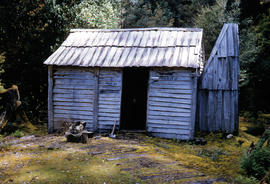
[147,69,197,140]
[97,69,122,131]
[197,24,239,133]
[51,67,97,131]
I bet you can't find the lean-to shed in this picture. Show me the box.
[197,24,240,133]
[44,27,204,140]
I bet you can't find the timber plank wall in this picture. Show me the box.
[147,69,197,140]
[197,24,240,133]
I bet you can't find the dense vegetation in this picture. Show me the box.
[0,0,269,120]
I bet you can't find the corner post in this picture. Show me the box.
[48,66,54,133]
[93,68,100,132]
[190,72,198,139]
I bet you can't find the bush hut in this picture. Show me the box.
[44,27,204,140]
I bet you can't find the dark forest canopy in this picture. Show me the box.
[0,0,269,121]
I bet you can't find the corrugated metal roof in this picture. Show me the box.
[44,27,203,68]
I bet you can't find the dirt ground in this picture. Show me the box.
[0,120,258,184]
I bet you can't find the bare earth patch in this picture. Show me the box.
[0,123,258,183]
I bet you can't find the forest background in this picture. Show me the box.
[0,0,269,122]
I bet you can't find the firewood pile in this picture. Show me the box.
[65,121,93,143]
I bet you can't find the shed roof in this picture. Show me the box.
[44,27,203,68]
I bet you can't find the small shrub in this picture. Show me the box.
[241,148,270,180]
[0,143,12,151]
[11,130,24,138]
[234,175,258,184]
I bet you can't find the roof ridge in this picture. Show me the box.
[70,27,203,33]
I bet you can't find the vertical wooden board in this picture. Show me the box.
[93,69,99,132]
[207,91,214,132]
[230,91,235,132]
[218,32,227,57]
[231,56,240,90]
[227,25,235,56]
[190,75,197,139]
[234,91,239,133]
[216,91,222,130]
[48,66,54,133]
[223,91,231,132]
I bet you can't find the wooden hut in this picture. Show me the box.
[44,27,204,140]
[197,24,239,133]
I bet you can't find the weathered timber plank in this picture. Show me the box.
[54,113,93,120]
[53,101,93,107]
[54,84,95,90]
[148,116,191,123]
[148,106,191,113]
[148,110,191,117]
[148,97,191,104]
[147,124,190,130]
[150,80,192,87]
[149,88,192,94]
[98,120,120,125]
[48,66,54,133]
[147,119,190,126]
[92,69,99,132]
[150,132,190,140]
[98,112,120,118]
[98,116,119,121]
[98,103,120,109]
[53,97,94,103]
[53,88,94,95]
[54,79,96,85]
[54,106,92,111]
[98,108,121,113]
[53,93,93,99]
[149,92,192,99]
[147,127,190,135]
[190,75,197,139]
[54,109,93,116]
[148,101,191,109]
[54,70,94,75]
[98,97,121,102]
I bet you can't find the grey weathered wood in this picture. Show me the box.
[190,74,197,139]
[93,69,99,132]
[52,68,96,131]
[147,69,195,140]
[48,66,54,133]
[97,69,122,131]
[197,24,239,133]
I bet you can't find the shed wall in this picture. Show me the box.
[147,69,196,140]
[98,69,122,131]
[52,68,96,131]
[197,24,239,133]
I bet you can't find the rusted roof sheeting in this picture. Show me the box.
[44,27,203,68]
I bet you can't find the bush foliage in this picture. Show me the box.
[241,148,270,180]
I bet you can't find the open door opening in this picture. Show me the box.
[121,67,149,130]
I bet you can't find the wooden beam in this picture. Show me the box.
[92,68,100,132]
[190,72,198,139]
[48,66,54,133]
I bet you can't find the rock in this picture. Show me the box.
[47,143,61,150]
[226,134,233,139]
[20,135,35,141]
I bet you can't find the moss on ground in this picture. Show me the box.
[0,118,260,183]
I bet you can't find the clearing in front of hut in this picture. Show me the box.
[0,119,258,184]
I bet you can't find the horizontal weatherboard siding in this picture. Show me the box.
[147,69,194,140]
[52,68,95,131]
[97,69,122,131]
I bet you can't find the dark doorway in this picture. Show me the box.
[121,67,149,130]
